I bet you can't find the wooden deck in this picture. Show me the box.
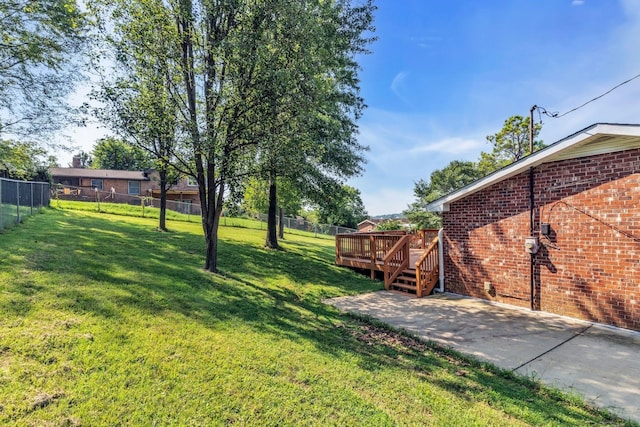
[335,230,440,297]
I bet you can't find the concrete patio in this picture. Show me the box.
[326,291,640,423]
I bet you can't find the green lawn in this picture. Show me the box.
[1,203,39,231]
[52,199,330,238]
[0,208,633,426]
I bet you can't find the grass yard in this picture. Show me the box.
[52,199,325,237]
[0,208,633,426]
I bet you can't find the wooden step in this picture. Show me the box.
[395,275,417,284]
[390,282,417,292]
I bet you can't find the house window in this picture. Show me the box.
[187,177,198,187]
[128,181,141,195]
[91,179,103,190]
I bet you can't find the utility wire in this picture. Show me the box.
[538,71,640,119]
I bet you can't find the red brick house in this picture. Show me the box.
[50,167,200,208]
[427,123,640,331]
[357,219,381,232]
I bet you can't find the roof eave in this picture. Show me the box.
[426,123,640,213]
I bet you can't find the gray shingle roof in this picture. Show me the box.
[49,168,148,180]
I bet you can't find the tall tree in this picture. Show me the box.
[0,0,86,138]
[478,115,544,174]
[91,137,152,170]
[0,140,49,180]
[90,0,186,231]
[252,0,374,249]
[405,160,484,229]
[317,185,368,229]
[90,0,374,270]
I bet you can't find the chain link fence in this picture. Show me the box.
[0,177,50,231]
[53,183,356,236]
[256,213,356,236]
[54,183,356,236]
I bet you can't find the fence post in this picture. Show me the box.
[30,182,34,215]
[0,178,2,230]
[16,180,20,225]
[369,234,376,279]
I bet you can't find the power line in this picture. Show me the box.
[539,71,640,119]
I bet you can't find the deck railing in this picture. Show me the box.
[383,234,411,289]
[336,229,440,296]
[411,229,440,249]
[335,231,407,278]
[415,236,439,297]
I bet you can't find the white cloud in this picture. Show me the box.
[352,108,492,215]
[572,0,584,6]
[390,71,410,103]
[411,36,443,49]
[409,137,482,155]
[356,185,415,217]
[358,109,487,161]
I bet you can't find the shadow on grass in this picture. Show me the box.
[0,209,630,426]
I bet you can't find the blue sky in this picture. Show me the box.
[350,0,640,215]
[62,0,640,216]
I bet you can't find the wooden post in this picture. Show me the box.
[370,234,375,279]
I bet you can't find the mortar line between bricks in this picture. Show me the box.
[511,325,593,372]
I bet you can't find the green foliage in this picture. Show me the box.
[403,205,442,230]
[242,177,302,217]
[0,209,628,425]
[478,115,545,174]
[375,219,403,231]
[405,160,484,229]
[0,0,86,137]
[418,160,485,202]
[240,0,374,248]
[89,0,375,269]
[91,137,152,170]
[0,140,50,180]
[70,151,92,168]
[242,178,269,216]
[318,185,368,229]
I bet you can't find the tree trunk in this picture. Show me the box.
[158,167,168,231]
[204,214,219,272]
[202,183,224,272]
[278,207,284,240]
[265,172,279,249]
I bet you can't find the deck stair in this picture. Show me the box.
[390,269,418,293]
[335,229,440,298]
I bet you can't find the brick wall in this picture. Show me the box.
[78,178,151,195]
[443,148,640,331]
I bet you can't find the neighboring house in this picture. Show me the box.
[357,219,381,232]
[146,172,200,205]
[50,167,151,198]
[50,162,200,208]
[427,123,640,332]
[358,218,413,232]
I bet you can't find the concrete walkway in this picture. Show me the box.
[325,291,640,423]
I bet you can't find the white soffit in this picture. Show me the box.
[552,134,640,161]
